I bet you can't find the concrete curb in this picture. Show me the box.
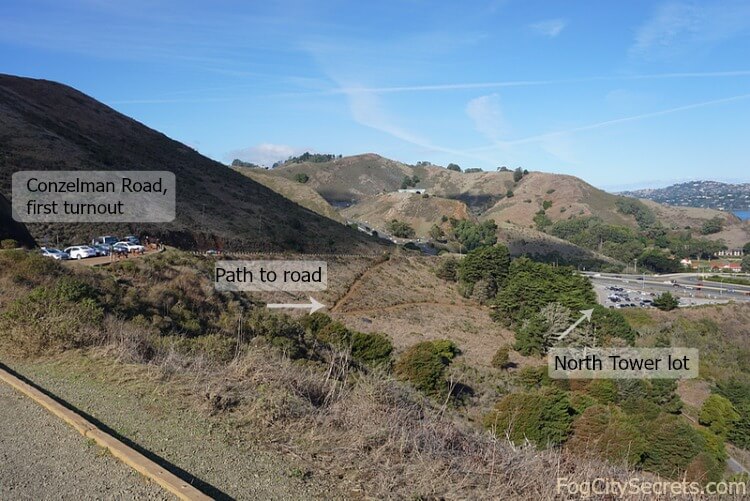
[0,366,212,501]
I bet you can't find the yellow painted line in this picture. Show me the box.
[0,366,212,501]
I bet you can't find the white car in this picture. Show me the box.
[64,245,98,260]
[114,241,145,253]
[40,247,70,260]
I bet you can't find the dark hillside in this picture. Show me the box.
[0,192,35,247]
[0,74,378,252]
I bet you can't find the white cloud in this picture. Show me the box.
[466,93,509,142]
[223,143,311,167]
[631,1,750,59]
[529,18,567,38]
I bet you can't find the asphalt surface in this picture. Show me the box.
[0,382,170,500]
[584,272,750,308]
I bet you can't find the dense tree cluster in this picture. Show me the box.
[278,152,338,166]
[400,174,420,189]
[448,219,498,252]
[385,219,415,238]
[700,216,724,235]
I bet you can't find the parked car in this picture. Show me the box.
[91,244,110,256]
[114,241,145,253]
[123,235,141,245]
[91,235,119,247]
[64,245,98,260]
[40,247,70,260]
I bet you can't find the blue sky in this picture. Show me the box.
[1,0,749,190]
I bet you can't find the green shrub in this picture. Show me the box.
[569,405,647,466]
[587,379,618,404]
[435,257,459,282]
[653,292,680,311]
[395,340,459,397]
[484,386,574,447]
[351,331,393,367]
[699,394,739,438]
[647,379,683,414]
[515,365,551,389]
[300,312,333,337]
[491,345,511,369]
[569,392,597,415]
[386,219,415,239]
[700,216,724,235]
[1,239,18,249]
[642,414,706,480]
[728,402,750,448]
[294,172,309,184]
[0,286,104,356]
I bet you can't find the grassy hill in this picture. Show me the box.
[272,154,514,211]
[481,172,635,227]
[232,167,344,223]
[0,74,378,253]
[271,156,750,250]
[341,193,473,238]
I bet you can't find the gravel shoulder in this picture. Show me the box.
[2,353,341,500]
[0,381,169,500]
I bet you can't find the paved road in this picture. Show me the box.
[0,382,169,500]
[584,272,750,308]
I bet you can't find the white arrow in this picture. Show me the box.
[554,309,594,341]
[266,297,326,315]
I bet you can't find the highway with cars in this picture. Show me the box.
[582,271,750,308]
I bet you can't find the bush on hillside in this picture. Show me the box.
[642,414,715,481]
[700,394,740,439]
[435,257,459,282]
[386,219,415,238]
[1,239,18,249]
[491,345,512,370]
[0,285,104,356]
[484,386,574,447]
[350,331,393,368]
[395,340,460,397]
[568,405,647,466]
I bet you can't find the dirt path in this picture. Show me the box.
[330,256,390,313]
[0,382,170,500]
[338,301,489,315]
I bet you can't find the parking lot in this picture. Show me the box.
[38,235,162,266]
[590,274,746,309]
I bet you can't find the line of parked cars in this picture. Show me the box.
[40,235,145,261]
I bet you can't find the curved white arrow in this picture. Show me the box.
[266,297,326,314]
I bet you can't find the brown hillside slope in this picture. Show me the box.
[272,154,514,210]
[641,199,749,248]
[341,193,473,237]
[0,74,377,252]
[232,167,344,223]
[482,172,634,227]
[482,172,750,246]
